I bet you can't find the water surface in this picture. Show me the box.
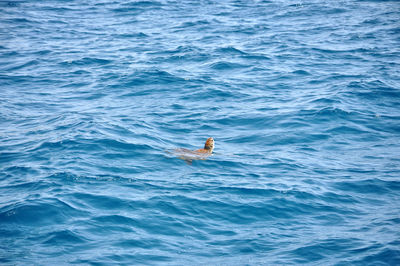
[1,0,400,264]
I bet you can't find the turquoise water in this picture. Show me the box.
[1,0,400,264]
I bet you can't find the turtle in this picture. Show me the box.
[173,137,214,164]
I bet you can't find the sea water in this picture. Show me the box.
[1,0,400,264]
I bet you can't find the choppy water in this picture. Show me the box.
[1,0,400,264]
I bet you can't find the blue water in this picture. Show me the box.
[1,0,400,264]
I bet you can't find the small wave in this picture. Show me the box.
[242,53,271,61]
[177,20,211,29]
[0,152,21,164]
[0,198,84,226]
[215,46,246,55]
[123,69,186,86]
[6,18,39,24]
[209,61,249,70]
[114,32,148,39]
[29,137,154,159]
[42,229,87,245]
[292,69,311,75]
[111,1,162,13]
[60,57,113,66]
[289,238,357,263]
[325,125,369,135]
[332,178,400,194]
[346,79,400,99]
[5,60,39,72]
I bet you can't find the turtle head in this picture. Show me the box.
[204,137,214,153]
